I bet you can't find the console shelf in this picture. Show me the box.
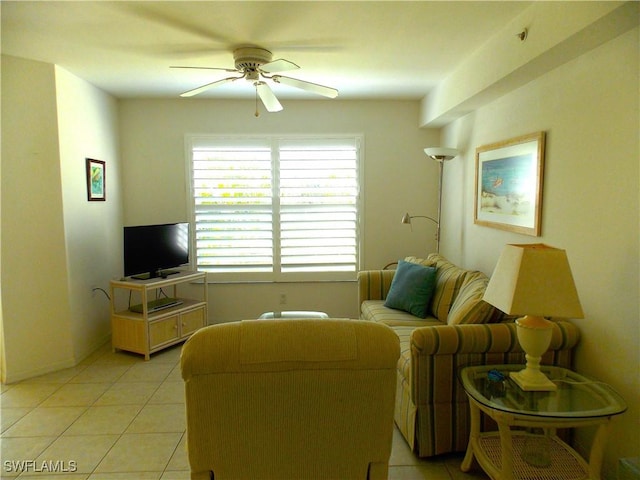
[110,271,208,360]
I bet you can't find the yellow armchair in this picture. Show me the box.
[181,319,400,480]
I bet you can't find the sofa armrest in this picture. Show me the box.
[403,320,580,457]
[357,270,396,304]
[409,320,580,405]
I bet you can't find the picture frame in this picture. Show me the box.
[86,158,106,201]
[474,132,545,236]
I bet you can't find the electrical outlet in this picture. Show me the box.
[279,293,287,305]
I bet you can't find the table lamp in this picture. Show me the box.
[483,244,583,391]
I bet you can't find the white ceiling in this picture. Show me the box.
[1,1,531,101]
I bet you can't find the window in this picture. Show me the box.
[188,135,361,281]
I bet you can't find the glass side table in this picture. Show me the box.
[460,365,626,480]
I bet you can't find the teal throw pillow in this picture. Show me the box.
[384,260,437,318]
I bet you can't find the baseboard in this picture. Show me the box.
[74,333,112,364]
[3,357,77,384]
[2,333,112,385]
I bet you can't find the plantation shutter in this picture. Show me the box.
[278,138,359,277]
[189,135,361,281]
[191,137,274,277]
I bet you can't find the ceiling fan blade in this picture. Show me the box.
[171,66,239,73]
[272,75,338,98]
[116,3,235,45]
[180,76,243,97]
[260,58,300,74]
[256,82,283,112]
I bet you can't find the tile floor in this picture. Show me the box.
[1,342,489,479]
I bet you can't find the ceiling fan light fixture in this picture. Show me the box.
[245,70,259,82]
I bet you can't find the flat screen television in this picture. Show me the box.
[124,223,190,279]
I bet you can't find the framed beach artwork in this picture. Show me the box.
[86,158,106,201]
[474,132,545,236]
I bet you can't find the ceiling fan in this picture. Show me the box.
[172,46,338,114]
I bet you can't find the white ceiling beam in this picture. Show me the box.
[420,1,639,127]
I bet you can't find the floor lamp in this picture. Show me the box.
[402,147,459,253]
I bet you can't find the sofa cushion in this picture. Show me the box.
[427,255,469,322]
[384,261,437,318]
[447,271,497,325]
[362,300,443,327]
[403,256,437,267]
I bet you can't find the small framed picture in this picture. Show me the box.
[86,158,106,201]
[474,132,545,236]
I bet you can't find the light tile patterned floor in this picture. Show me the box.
[0,342,489,479]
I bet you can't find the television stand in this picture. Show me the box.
[110,271,207,360]
[131,269,181,280]
[129,297,183,314]
[131,273,152,280]
[159,269,180,278]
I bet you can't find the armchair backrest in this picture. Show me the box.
[181,319,400,480]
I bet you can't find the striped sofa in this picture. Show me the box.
[358,254,580,457]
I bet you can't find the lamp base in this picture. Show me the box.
[510,369,557,391]
[512,315,557,391]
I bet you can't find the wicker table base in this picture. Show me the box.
[477,433,587,480]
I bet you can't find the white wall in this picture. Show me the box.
[118,99,439,321]
[0,56,122,382]
[440,27,639,475]
[1,56,75,381]
[55,66,123,362]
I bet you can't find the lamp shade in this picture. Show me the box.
[483,244,584,319]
